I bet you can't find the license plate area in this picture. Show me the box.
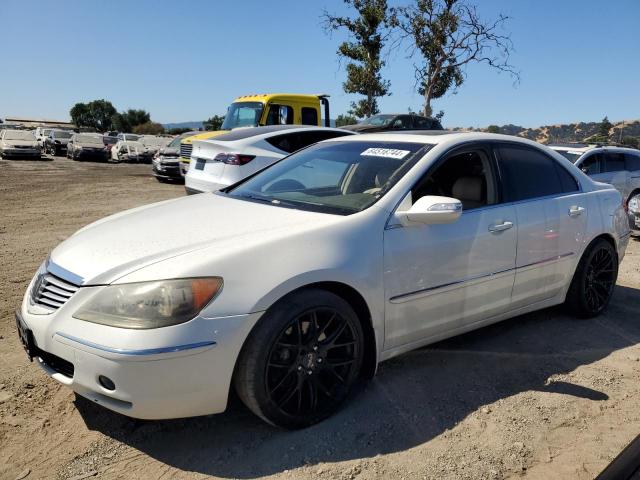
[15,312,36,361]
[195,158,206,170]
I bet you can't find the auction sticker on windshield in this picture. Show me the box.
[360,148,411,159]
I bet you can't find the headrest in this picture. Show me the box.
[452,176,483,202]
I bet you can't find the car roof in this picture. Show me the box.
[549,144,640,154]
[323,131,547,147]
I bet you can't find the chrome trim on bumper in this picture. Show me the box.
[55,332,216,356]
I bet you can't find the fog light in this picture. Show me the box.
[98,375,115,391]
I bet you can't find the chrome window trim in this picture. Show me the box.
[55,332,216,356]
[389,252,574,302]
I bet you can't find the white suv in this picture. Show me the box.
[550,144,640,205]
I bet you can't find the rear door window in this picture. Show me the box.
[497,145,566,202]
[604,153,626,172]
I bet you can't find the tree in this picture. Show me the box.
[335,114,359,127]
[69,99,117,131]
[167,127,192,135]
[324,0,392,118]
[203,115,225,131]
[133,122,165,135]
[393,0,518,117]
[111,109,151,132]
[486,124,500,133]
[599,116,613,138]
[622,137,639,149]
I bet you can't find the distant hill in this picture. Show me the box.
[163,121,204,130]
[453,119,640,145]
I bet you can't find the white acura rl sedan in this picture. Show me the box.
[16,132,630,428]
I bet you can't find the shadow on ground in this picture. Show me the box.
[75,285,640,478]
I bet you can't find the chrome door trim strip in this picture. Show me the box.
[55,332,216,356]
[389,252,575,303]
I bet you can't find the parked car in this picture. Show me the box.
[117,133,140,142]
[185,125,354,194]
[67,133,108,161]
[549,144,640,231]
[138,135,171,156]
[102,135,118,155]
[34,127,52,151]
[340,113,443,133]
[44,129,74,156]
[0,129,41,158]
[180,93,333,175]
[16,132,630,428]
[110,139,153,163]
[152,132,199,183]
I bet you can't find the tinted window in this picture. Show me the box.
[579,153,602,174]
[301,107,318,126]
[265,105,294,125]
[391,116,412,129]
[266,130,352,154]
[604,153,626,172]
[555,164,579,192]
[413,116,443,130]
[625,153,640,171]
[497,145,565,202]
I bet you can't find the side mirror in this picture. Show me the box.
[396,195,462,226]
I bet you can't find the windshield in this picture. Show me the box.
[3,130,35,141]
[140,136,168,147]
[555,150,584,163]
[221,102,263,130]
[76,135,103,144]
[361,115,395,126]
[54,130,72,139]
[103,136,118,145]
[228,141,430,215]
[42,129,52,136]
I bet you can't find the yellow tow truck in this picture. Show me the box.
[180,93,330,174]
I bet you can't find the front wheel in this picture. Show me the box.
[234,289,365,429]
[565,238,618,318]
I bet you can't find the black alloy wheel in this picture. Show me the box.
[566,238,618,318]
[235,289,364,429]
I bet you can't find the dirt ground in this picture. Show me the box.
[1,156,640,480]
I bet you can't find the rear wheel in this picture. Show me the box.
[234,289,364,429]
[565,238,618,318]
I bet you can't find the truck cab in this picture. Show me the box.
[180,93,330,174]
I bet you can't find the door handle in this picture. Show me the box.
[488,221,514,233]
[568,206,585,217]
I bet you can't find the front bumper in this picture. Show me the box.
[152,161,183,180]
[18,283,262,420]
[74,149,107,160]
[2,148,41,157]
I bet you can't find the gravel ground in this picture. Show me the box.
[1,156,640,480]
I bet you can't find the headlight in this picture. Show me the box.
[629,196,639,213]
[73,277,223,329]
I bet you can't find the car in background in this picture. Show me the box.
[111,139,153,163]
[152,132,199,183]
[67,133,108,161]
[138,135,171,156]
[16,132,630,428]
[34,127,52,151]
[628,194,640,235]
[0,129,41,158]
[549,144,640,217]
[102,135,118,155]
[44,129,74,156]
[117,133,140,142]
[340,113,443,133]
[185,125,354,194]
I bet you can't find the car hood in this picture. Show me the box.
[340,124,382,132]
[2,139,39,147]
[50,193,335,285]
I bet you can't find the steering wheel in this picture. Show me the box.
[265,179,306,193]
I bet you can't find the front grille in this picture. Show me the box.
[31,272,79,311]
[38,349,74,378]
[180,142,193,158]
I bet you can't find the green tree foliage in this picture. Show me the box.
[167,127,192,135]
[69,99,117,131]
[335,114,359,127]
[324,0,392,118]
[393,0,518,117]
[486,125,501,134]
[132,122,165,135]
[111,109,152,133]
[599,116,613,138]
[622,137,639,148]
[203,115,225,131]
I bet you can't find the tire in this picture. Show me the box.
[565,238,618,318]
[234,289,365,429]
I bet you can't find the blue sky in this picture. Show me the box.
[1,0,638,128]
